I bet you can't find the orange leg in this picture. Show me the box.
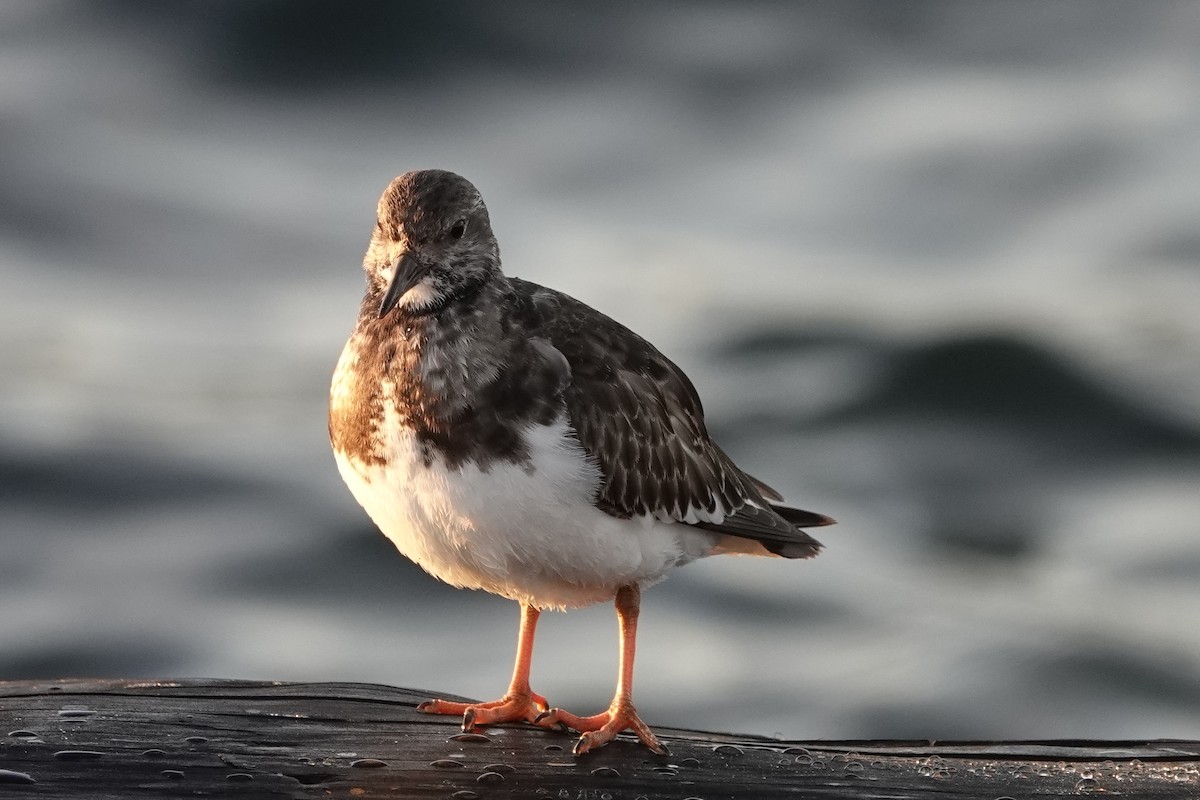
[537,584,668,756]
[418,603,558,730]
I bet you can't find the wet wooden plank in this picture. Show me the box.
[1,678,1197,798]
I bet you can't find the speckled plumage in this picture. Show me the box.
[329,169,836,755]
[329,170,832,611]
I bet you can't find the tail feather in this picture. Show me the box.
[771,504,837,528]
[762,533,823,559]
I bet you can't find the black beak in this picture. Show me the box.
[378,252,428,318]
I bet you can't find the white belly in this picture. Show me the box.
[333,413,717,610]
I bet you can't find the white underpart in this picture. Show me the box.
[396,279,439,311]
[333,396,719,610]
[374,261,441,312]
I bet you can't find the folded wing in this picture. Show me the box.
[514,279,833,559]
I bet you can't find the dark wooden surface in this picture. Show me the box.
[1,679,1197,798]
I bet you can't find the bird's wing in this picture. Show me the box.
[512,279,831,559]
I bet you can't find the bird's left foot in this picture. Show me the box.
[536,700,668,756]
[418,691,563,731]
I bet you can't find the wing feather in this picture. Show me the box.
[511,278,831,558]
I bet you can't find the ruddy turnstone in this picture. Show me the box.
[329,170,834,755]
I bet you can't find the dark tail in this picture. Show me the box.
[772,504,836,529]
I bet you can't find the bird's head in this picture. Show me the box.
[364,170,501,318]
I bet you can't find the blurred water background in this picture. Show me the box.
[3,0,1200,741]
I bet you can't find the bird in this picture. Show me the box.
[328,169,834,756]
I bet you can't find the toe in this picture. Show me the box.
[418,698,472,715]
[626,713,668,755]
[531,708,569,732]
[536,707,607,732]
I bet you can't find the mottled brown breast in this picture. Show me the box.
[329,301,423,467]
[330,282,571,472]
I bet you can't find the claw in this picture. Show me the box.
[532,709,567,732]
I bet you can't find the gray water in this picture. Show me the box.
[3,1,1200,742]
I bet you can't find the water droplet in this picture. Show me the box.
[7,731,37,739]
[141,749,166,758]
[451,732,492,743]
[431,759,464,769]
[57,709,95,718]
[0,770,36,785]
[653,767,678,776]
[482,763,515,774]
[225,773,254,782]
[1075,778,1099,793]
[844,761,865,773]
[161,769,185,780]
[795,754,813,766]
[590,766,620,778]
[544,744,563,752]
[53,750,104,761]
[184,736,208,745]
[289,771,338,785]
[783,747,811,756]
[477,771,505,784]
[679,757,701,768]
[712,744,743,757]
[451,792,481,800]
[350,758,388,769]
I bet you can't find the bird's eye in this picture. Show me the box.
[449,220,467,240]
